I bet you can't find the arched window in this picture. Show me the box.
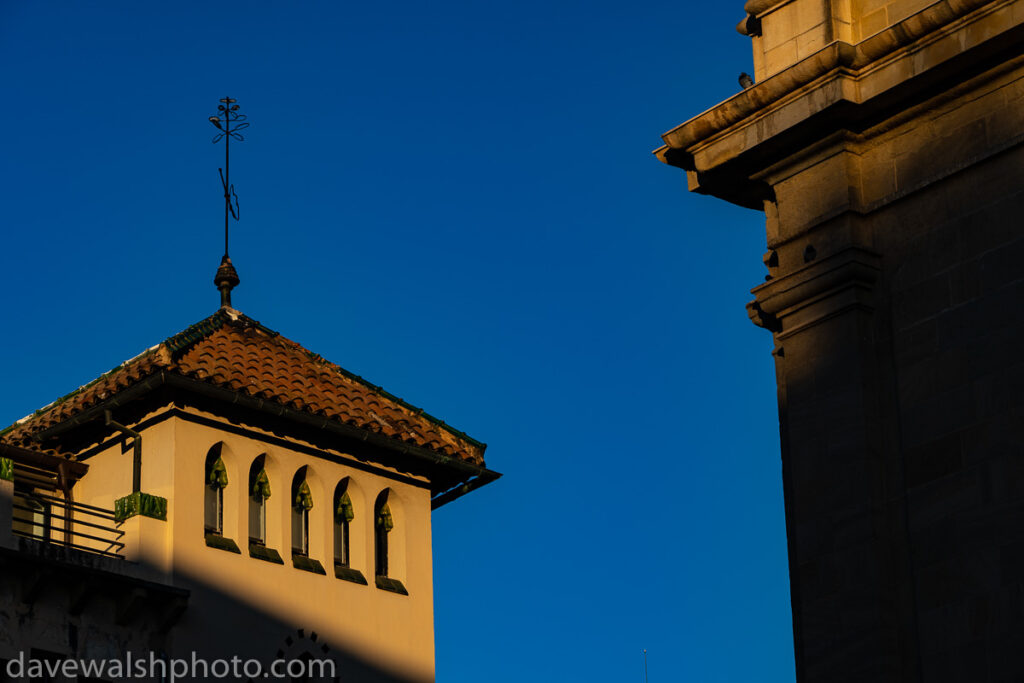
[372,489,406,594]
[291,468,313,557]
[249,455,271,546]
[334,480,354,568]
[374,491,393,578]
[204,444,228,536]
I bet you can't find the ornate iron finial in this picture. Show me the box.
[209,96,249,308]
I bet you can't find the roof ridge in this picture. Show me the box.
[338,368,486,450]
[232,312,282,338]
[164,309,231,358]
[289,341,487,452]
[1,345,164,436]
[243,320,486,452]
[2,310,242,441]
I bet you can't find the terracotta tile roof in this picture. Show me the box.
[1,309,486,465]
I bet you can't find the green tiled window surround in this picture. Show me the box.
[115,492,167,522]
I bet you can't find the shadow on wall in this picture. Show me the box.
[0,536,418,683]
[753,130,1024,679]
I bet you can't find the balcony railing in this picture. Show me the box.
[12,491,125,559]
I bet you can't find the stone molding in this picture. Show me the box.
[657,0,1004,159]
[661,41,856,159]
[750,247,881,335]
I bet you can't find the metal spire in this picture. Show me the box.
[208,96,249,308]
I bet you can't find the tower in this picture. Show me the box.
[0,306,498,682]
[658,1,1024,681]
[0,99,499,682]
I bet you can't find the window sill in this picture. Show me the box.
[249,542,283,564]
[375,576,408,596]
[334,564,367,585]
[205,533,240,554]
[292,553,326,575]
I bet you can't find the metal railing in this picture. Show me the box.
[12,491,125,559]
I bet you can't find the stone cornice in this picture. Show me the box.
[656,0,1000,162]
[658,42,856,157]
[737,0,790,34]
[744,0,792,16]
[750,247,881,336]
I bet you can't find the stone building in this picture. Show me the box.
[657,1,1024,681]
[0,264,498,681]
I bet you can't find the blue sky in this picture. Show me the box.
[0,2,794,681]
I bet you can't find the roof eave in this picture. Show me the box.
[27,371,499,506]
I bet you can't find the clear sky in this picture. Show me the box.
[0,2,794,681]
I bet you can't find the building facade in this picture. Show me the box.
[0,303,498,682]
[658,1,1024,681]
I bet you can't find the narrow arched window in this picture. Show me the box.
[374,492,393,578]
[249,456,271,546]
[334,481,354,568]
[291,468,312,556]
[204,444,228,535]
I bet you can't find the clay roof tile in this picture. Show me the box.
[1,310,485,465]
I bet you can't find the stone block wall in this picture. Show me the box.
[748,51,1024,681]
[882,147,1024,682]
[659,1,1024,679]
[747,0,936,79]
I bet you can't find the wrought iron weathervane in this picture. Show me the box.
[209,96,249,308]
